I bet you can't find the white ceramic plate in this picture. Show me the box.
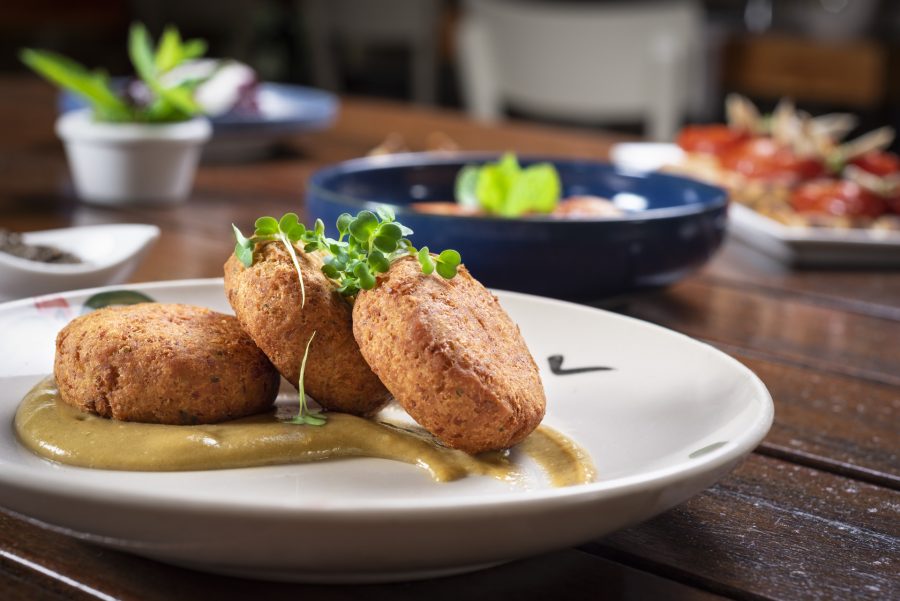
[0,225,159,301]
[0,279,773,583]
[611,142,900,267]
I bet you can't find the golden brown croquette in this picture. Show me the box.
[352,257,546,453]
[224,243,390,415]
[53,303,280,424]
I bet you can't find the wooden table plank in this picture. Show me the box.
[586,454,900,601]
[702,239,900,322]
[623,280,900,386]
[0,511,725,601]
[733,351,899,489]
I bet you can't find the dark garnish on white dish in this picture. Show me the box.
[0,229,80,264]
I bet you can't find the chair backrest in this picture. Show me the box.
[302,0,442,104]
[457,0,704,140]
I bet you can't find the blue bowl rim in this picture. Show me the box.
[307,152,728,224]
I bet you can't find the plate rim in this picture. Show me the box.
[0,278,774,516]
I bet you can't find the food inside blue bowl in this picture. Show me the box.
[415,153,623,219]
[307,153,728,301]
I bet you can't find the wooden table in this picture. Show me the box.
[1,77,897,601]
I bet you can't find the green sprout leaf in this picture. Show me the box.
[375,204,396,222]
[454,152,562,217]
[418,247,435,274]
[232,224,254,268]
[368,250,390,273]
[254,216,279,236]
[354,263,376,290]
[289,331,326,426]
[349,210,378,242]
[234,210,461,303]
[336,213,353,237]
[435,249,461,279]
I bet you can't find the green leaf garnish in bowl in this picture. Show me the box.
[455,153,562,217]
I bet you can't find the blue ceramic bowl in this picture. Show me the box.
[306,153,728,301]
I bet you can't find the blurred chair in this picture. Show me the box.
[456,0,705,141]
[301,0,443,105]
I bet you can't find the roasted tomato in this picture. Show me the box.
[720,138,824,183]
[790,179,887,219]
[850,151,900,177]
[676,124,749,155]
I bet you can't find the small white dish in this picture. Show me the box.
[610,142,685,173]
[56,109,211,204]
[0,279,773,582]
[611,142,900,266]
[0,224,159,301]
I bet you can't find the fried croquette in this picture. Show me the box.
[352,257,546,453]
[224,243,390,415]
[53,303,280,425]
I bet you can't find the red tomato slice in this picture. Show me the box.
[850,151,900,177]
[720,138,824,183]
[676,125,749,155]
[790,179,887,219]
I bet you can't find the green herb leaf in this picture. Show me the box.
[455,165,480,208]
[418,247,435,274]
[128,22,157,83]
[435,249,461,279]
[279,213,300,233]
[254,216,279,236]
[234,209,461,300]
[454,153,562,217]
[368,250,390,273]
[286,224,306,243]
[231,224,254,268]
[378,222,402,241]
[22,22,206,123]
[372,234,398,253]
[504,163,561,216]
[375,204,396,222]
[321,263,339,278]
[354,263,376,290]
[349,211,378,242]
[154,25,182,72]
[181,39,208,61]
[19,49,132,121]
[336,213,353,237]
[129,22,202,119]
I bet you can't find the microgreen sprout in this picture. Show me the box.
[232,207,461,300]
[233,214,308,306]
[289,331,326,426]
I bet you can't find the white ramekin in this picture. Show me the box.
[56,109,212,205]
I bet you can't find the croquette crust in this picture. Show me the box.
[224,244,390,415]
[53,303,280,424]
[352,257,546,453]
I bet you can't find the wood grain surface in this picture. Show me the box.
[1,77,898,601]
